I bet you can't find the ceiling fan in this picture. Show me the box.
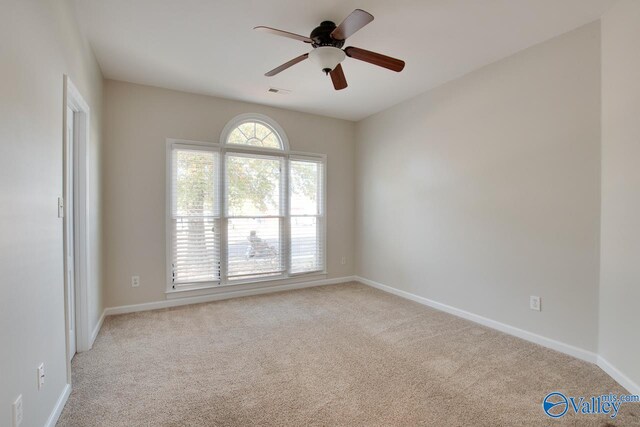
[255,9,405,91]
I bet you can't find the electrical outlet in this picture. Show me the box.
[341,256,346,265]
[131,275,140,288]
[13,395,23,427]
[37,363,45,390]
[530,296,541,311]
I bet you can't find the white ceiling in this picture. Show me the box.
[74,0,615,121]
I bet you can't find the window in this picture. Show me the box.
[225,153,285,280]
[168,114,325,291]
[227,121,282,149]
[170,147,220,285]
[290,157,324,274]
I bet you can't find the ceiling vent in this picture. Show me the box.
[268,87,292,95]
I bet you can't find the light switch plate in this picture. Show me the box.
[38,363,45,390]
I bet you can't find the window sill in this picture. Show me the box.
[165,272,328,300]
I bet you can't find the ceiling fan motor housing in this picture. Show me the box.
[310,21,345,48]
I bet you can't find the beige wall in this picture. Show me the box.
[0,1,104,426]
[103,80,355,307]
[599,0,640,389]
[2,4,637,424]
[355,23,602,352]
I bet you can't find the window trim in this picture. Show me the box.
[166,128,326,295]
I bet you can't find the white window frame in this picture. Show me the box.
[288,154,327,277]
[167,141,222,290]
[166,114,326,295]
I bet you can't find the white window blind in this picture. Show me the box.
[170,146,220,287]
[290,158,325,274]
[225,153,286,280]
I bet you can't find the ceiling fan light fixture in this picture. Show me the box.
[257,9,405,90]
[309,46,346,75]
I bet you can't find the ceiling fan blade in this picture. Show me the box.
[330,64,348,90]
[265,53,309,77]
[344,46,405,72]
[254,26,312,43]
[330,9,374,40]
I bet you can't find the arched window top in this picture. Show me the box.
[221,113,289,151]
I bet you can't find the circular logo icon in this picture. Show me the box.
[543,392,569,418]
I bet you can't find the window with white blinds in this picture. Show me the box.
[170,147,221,287]
[225,153,285,280]
[290,158,324,274]
[167,116,325,290]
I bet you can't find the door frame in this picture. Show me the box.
[65,103,77,360]
[63,75,91,381]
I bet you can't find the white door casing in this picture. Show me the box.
[64,105,76,360]
[63,76,92,387]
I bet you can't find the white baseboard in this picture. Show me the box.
[597,356,640,395]
[44,383,71,427]
[89,309,106,349]
[355,276,598,364]
[105,276,356,316]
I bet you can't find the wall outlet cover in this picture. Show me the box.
[530,296,541,311]
[132,275,140,287]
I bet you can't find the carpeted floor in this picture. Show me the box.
[58,282,639,426]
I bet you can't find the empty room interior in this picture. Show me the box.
[2,0,640,425]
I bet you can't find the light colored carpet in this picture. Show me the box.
[58,282,639,426]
